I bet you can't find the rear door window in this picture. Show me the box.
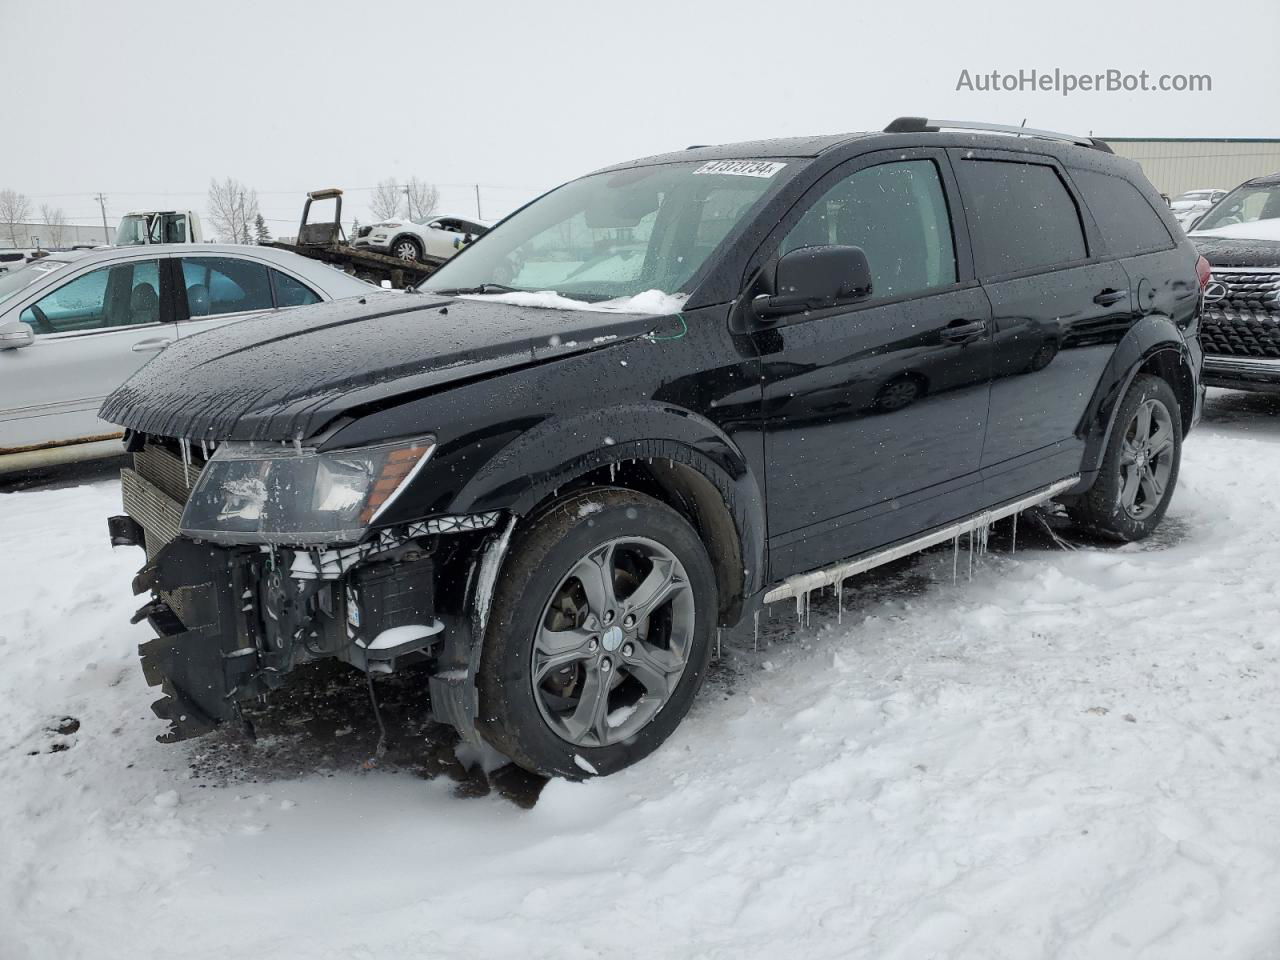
[20,260,161,333]
[180,257,274,318]
[956,159,1087,277]
[1070,169,1174,257]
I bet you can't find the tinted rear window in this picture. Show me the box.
[956,159,1087,277]
[1071,168,1174,257]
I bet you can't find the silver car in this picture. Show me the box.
[0,244,375,473]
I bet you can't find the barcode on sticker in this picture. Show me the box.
[693,160,787,178]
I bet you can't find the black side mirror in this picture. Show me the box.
[752,245,872,320]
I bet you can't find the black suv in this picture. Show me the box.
[103,118,1205,779]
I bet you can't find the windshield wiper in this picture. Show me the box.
[425,283,521,296]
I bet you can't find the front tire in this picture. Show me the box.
[391,236,422,262]
[477,488,717,778]
[1067,374,1182,541]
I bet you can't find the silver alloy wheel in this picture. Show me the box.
[393,239,419,261]
[532,536,695,748]
[1119,397,1175,520]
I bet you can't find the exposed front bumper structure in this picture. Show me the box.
[111,439,497,743]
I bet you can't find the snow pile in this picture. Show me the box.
[458,288,688,314]
[4,391,1280,958]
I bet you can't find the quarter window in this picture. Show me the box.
[19,260,161,333]
[956,160,1087,276]
[781,160,957,300]
[1070,168,1173,257]
[270,269,322,307]
[181,257,274,318]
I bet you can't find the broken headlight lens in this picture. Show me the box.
[180,437,436,545]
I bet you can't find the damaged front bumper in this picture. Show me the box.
[111,439,505,744]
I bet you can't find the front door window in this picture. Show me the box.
[19,260,162,333]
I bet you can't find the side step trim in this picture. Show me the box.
[762,476,1079,604]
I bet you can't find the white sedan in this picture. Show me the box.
[1171,188,1227,230]
[352,215,491,263]
[0,244,375,473]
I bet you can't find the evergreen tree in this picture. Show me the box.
[254,213,271,245]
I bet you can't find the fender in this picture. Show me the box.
[451,402,767,605]
[1076,313,1196,483]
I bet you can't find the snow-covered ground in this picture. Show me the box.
[4,390,1280,960]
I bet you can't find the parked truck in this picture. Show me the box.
[115,210,204,246]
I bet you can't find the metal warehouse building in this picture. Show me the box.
[1102,139,1280,198]
[1,221,115,249]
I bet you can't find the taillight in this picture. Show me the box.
[1196,255,1212,290]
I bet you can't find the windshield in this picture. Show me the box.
[116,215,149,245]
[0,259,68,307]
[421,160,795,302]
[1194,182,1280,233]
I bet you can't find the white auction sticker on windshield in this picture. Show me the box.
[693,159,787,178]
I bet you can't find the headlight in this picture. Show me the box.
[180,436,436,545]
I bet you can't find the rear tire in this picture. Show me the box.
[1066,374,1181,541]
[477,488,717,779]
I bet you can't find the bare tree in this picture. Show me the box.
[206,177,261,244]
[370,178,403,221]
[403,177,440,222]
[0,189,31,247]
[39,204,67,247]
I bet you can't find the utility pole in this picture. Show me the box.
[95,193,110,243]
[474,184,482,220]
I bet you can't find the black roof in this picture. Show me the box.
[594,132,875,173]
[588,122,1142,181]
[1245,172,1280,187]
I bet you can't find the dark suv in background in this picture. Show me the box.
[1187,173,1280,393]
[103,118,1205,779]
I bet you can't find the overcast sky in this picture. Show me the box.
[4,0,1278,232]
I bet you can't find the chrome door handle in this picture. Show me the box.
[941,319,987,342]
[1093,289,1128,307]
[131,337,172,353]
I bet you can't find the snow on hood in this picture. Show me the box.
[1191,218,1280,243]
[457,289,688,314]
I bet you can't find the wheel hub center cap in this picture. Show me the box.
[602,625,624,652]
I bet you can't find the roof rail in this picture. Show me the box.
[884,117,1113,153]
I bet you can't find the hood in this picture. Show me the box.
[1191,231,1280,269]
[1191,218,1280,243]
[100,294,663,442]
